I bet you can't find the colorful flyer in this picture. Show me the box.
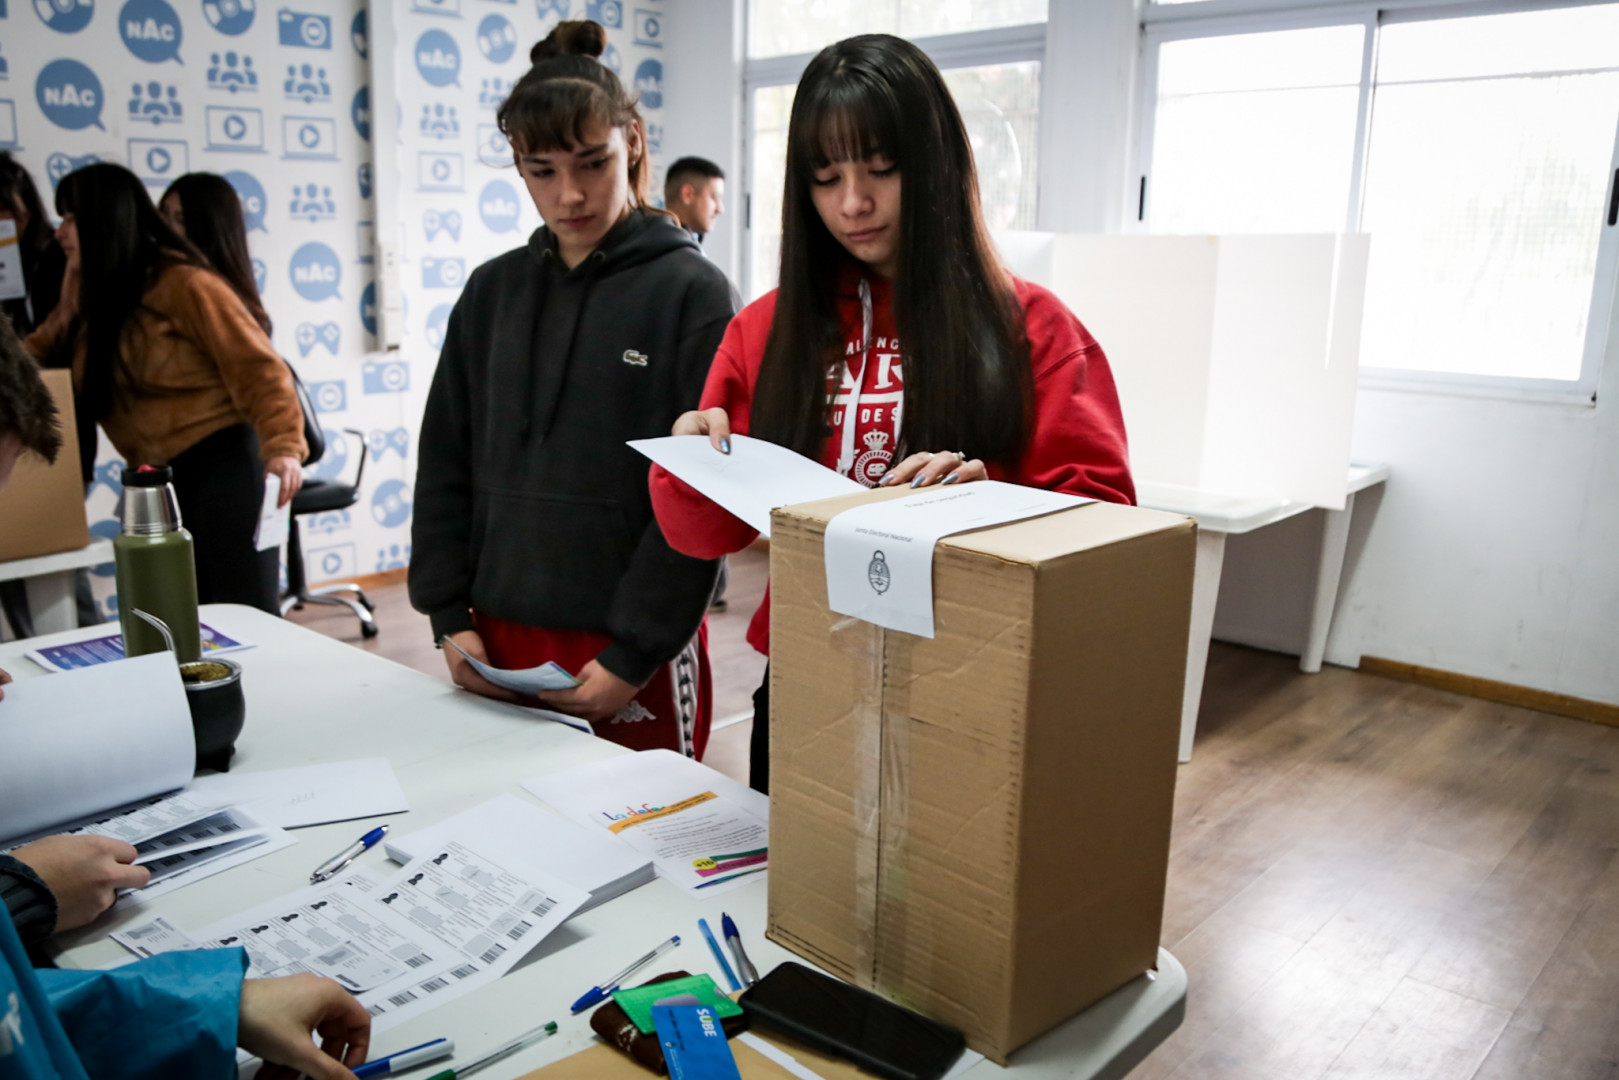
[26,623,253,673]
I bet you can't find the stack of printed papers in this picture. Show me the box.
[114,838,589,1033]
[0,655,296,905]
[3,790,295,910]
[384,794,654,915]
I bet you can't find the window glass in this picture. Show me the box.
[1360,9,1619,379]
[942,61,1042,231]
[898,0,1047,39]
[747,62,1041,299]
[748,84,794,299]
[749,0,1047,59]
[1150,26,1364,234]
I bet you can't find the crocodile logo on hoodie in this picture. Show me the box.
[622,350,648,367]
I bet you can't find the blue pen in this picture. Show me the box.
[310,824,389,884]
[721,913,760,987]
[353,1038,454,1079]
[570,934,682,1013]
[699,917,742,991]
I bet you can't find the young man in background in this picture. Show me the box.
[663,156,725,245]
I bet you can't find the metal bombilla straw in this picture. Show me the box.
[131,608,179,655]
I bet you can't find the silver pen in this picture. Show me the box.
[310,825,389,884]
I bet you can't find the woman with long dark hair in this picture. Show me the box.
[23,163,305,614]
[0,154,66,337]
[409,21,734,756]
[650,34,1135,791]
[159,172,272,334]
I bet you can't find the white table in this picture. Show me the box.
[1138,465,1389,761]
[2,606,1185,1079]
[0,540,113,637]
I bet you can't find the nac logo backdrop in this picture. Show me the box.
[8,0,402,592]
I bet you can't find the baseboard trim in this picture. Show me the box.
[1359,656,1619,729]
[309,567,408,593]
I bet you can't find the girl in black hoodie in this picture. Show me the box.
[410,20,733,758]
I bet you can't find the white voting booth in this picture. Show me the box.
[995,232,1373,758]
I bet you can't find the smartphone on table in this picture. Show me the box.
[739,961,966,1080]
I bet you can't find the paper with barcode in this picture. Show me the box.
[110,840,587,1032]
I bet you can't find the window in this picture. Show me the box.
[750,0,1047,60]
[745,1,1047,298]
[1149,26,1364,234]
[1140,2,1619,398]
[1361,9,1619,383]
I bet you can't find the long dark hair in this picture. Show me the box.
[751,35,1033,467]
[162,172,271,334]
[0,153,55,252]
[55,163,207,423]
[496,20,659,212]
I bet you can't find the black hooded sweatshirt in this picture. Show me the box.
[410,209,734,685]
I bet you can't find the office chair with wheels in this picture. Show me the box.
[278,366,378,637]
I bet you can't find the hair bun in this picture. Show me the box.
[531,19,606,63]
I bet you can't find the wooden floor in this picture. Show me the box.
[288,558,1619,1080]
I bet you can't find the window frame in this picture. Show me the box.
[741,16,1048,299]
[1134,0,1619,405]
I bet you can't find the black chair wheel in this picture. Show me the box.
[361,598,376,613]
[361,622,379,639]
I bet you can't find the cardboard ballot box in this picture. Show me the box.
[766,487,1194,1064]
[0,369,89,563]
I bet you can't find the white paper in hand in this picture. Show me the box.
[629,434,861,538]
[442,636,578,694]
[0,220,26,302]
[254,474,290,552]
[824,481,1092,638]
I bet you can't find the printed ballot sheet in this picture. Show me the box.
[9,789,224,848]
[115,805,295,910]
[524,750,770,896]
[2,789,295,910]
[441,636,579,695]
[628,434,861,538]
[115,841,588,1033]
[824,481,1092,637]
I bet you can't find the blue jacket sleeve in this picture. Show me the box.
[37,949,246,1080]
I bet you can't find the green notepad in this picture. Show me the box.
[612,975,744,1035]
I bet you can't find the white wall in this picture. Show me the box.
[658,0,744,284]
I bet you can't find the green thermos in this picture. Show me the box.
[114,465,202,662]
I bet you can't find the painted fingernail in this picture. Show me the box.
[941,472,960,485]
[719,437,731,455]
[910,474,926,488]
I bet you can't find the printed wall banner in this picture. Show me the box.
[0,0,679,641]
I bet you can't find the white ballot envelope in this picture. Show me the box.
[628,434,861,538]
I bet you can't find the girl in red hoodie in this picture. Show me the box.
[650,34,1134,791]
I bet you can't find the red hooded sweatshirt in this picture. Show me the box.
[650,270,1135,656]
